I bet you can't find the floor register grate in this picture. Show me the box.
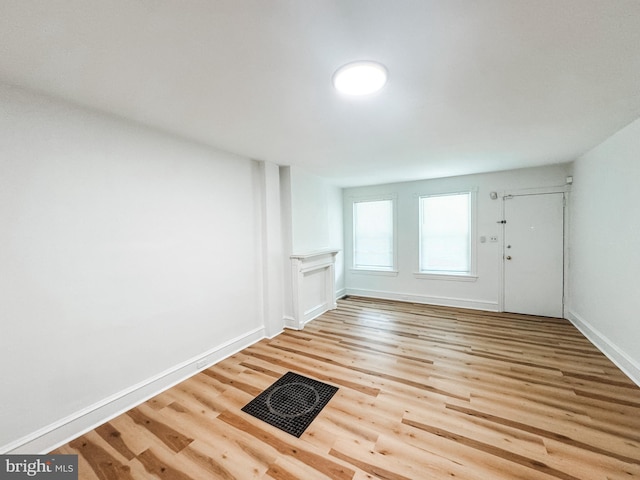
[241,371,338,437]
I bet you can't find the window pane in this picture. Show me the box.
[420,193,470,273]
[354,199,393,269]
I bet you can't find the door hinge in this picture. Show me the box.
[497,220,507,224]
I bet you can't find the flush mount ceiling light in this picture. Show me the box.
[332,61,388,96]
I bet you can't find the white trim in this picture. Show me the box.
[413,272,478,282]
[345,288,499,312]
[1,326,265,454]
[346,192,397,202]
[335,287,347,299]
[562,191,571,318]
[412,186,479,198]
[501,184,572,197]
[304,301,329,318]
[290,249,340,260]
[350,268,399,276]
[417,189,478,278]
[498,185,571,198]
[266,329,284,340]
[351,194,398,272]
[565,309,640,388]
[282,315,297,327]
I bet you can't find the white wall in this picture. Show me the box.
[287,167,344,289]
[327,183,345,297]
[0,84,264,452]
[568,117,640,384]
[290,168,330,252]
[343,164,571,310]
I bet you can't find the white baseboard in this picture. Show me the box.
[265,328,284,340]
[304,301,331,321]
[3,326,265,455]
[565,309,640,388]
[283,315,297,329]
[344,288,499,312]
[335,287,347,300]
[283,303,337,330]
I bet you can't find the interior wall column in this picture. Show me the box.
[258,160,285,338]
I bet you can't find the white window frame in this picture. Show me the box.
[350,194,398,275]
[415,189,477,281]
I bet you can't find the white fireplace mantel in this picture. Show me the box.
[286,249,339,330]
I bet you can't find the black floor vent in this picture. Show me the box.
[241,371,338,437]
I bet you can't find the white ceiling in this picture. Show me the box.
[1,0,639,187]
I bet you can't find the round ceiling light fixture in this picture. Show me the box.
[332,61,388,96]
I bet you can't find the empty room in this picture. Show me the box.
[1,1,640,479]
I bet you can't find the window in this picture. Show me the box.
[419,192,473,275]
[353,198,394,271]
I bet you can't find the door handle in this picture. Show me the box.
[506,256,512,260]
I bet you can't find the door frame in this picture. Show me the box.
[497,185,572,317]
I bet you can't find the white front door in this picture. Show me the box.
[503,193,564,317]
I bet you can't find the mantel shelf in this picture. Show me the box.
[290,249,340,260]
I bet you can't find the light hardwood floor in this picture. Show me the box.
[54,296,640,479]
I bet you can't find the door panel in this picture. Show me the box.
[503,193,564,317]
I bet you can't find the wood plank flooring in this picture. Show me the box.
[53,296,640,479]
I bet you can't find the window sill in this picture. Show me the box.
[413,272,478,282]
[350,268,399,277]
